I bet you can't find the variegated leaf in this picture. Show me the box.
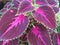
[0,39,18,45]
[36,0,48,5]
[51,32,60,45]
[32,6,56,29]
[18,0,34,13]
[53,7,59,14]
[0,8,29,40]
[36,0,57,6]
[28,24,52,45]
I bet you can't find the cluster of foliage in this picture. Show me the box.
[0,0,60,45]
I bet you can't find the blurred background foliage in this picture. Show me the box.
[55,10,60,34]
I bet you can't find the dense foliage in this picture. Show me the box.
[0,0,60,45]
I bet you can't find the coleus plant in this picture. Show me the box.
[0,0,60,45]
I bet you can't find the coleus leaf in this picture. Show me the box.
[12,0,19,8]
[32,6,56,29]
[0,8,7,15]
[4,2,11,9]
[36,0,48,5]
[47,0,57,6]
[20,34,27,41]
[53,7,59,14]
[0,8,29,40]
[18,0,34,13]
[28,24,52,45]
[51,32,60,45]
[36,0,57,6]
[0,39,18,45]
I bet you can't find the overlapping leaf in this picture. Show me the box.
[36,0,57,6]
[53,7,59,13]
[36,0,48,5]
[4,39,18,45]
[47,0,57,6]
[32,6,56,29]
[0,8,7,15]
[0,8,29,40]
[51,32,60,45]
[12,0,19,8]
[0,39,18,45]
[28,24,52,45]
[4,2,11,9]
[18,0,34,13]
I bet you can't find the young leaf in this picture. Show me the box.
[12,0,19,8]
[18,0,34,13]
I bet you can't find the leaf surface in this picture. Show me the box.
[32,6,56,29]
[0,8,29,40]
[28,24,52,45]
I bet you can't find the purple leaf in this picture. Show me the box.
[36,0,48,5]
[53,7,59,13]
[32,6,56,29]
[18,0,34,13]
[4,2,11,9]
[0,8,29,40]
[47,0,57,6]
[0,39,18,45]
[4,39,18,45]
[12,0,19,8]
[51,32,60,45]
[0,8,7,14]
[28,24,52,45]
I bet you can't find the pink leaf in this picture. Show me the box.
[36,0,57,6]
[36,0,48,5]
[51,32,60,45]
[0,8,29,40]
[53,7,59,14]
[0,39,18,45]
[0,8,7,15]
[28,24,52,45]
[18,0,34,13]
[32,6,56,29]
[47,0,57,6]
